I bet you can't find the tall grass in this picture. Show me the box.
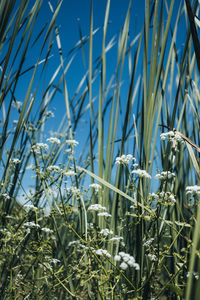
[1,0,200,299]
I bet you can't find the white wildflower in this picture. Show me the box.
[45,110,55,118]
[132,163,139,168]
[24,204,38,211]
[127,257,136,267]
[1,193,10,200]
[32,143,49,154]
[131,169,151,179]
[65,148,72,153]
[89,183,102,192]
[160,130,184,144]
[133,263,140,270]
[119,252,131,261]
[159,192,165,198]
[65,139,79,146]
[110,236,123,242]
[174,132,185,143]
[155,171,175,180]
[0,229,11,236]
[115,154,135,165]
[186,185,200,195]
[186,271,199,279]
[26,164,34,170]
[160,131,175,140]
[64,171,76,176]
[95,249,111,258]
[149,193,159,200]
[159,192,176,203]
[98,212,111,217]
[88,204,107,211]
[148,253,158,261]
[11,158,21,164]
[66,186,80,195]
[115,251,140,270]
[123,255,132,263]
[46,137,61,144]
[169,194,176,203]
[12,101,22,109]
[68,240,81,247]
[143,238,154,247]
[47,165,61,173]
[48,258,60,264]
[194,272,199,280]
[41,228,53,233]
[79,244,88,250]
[87,223,94,229]
[75,166,82,173]
[100,228,113,236]
[120,262,128,270]
[23,222,40,228]
[114,254,121,261]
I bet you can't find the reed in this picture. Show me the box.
[1,0,200,298]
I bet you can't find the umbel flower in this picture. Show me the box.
[131,169,151,179]
[115,154,135,165]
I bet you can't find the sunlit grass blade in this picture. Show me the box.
[82,167,151,213]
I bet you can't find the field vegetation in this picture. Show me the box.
[1,0,200,299]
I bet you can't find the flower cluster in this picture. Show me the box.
[88,204,112,218]
[47,165,61,173]
[160,131,175,140]
[45,110,55,118]
[110,236,123,242]
[94,248,111,258]
[155,171,175,180]
[148,193,159,200]
[100,228,113,236]
[12,101,22,109]
[131,169,151,179]
[186,185,200,195]
[160,130,184,146]
[143,238,154,247]
[187,271,199,280]
[97,212,111,217]
[88,204,107,211]
[65,139,79,146]
[65,186,80,196]
[24,204,38,211]
[23,222,40,228]
[68,240,81,247]
[114,252,140,270]
[64,170,77,176]
[46,137,61,144]
[48,258,60,264]
[11,158,21,164]
[41,227,53,233]
[147,253,158,261]
[68,240,88,251]
[159,191,176,204]
[1,193,10,200]
[89,183,102,192]
[32,143,49,154]
[115,154,135,165]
